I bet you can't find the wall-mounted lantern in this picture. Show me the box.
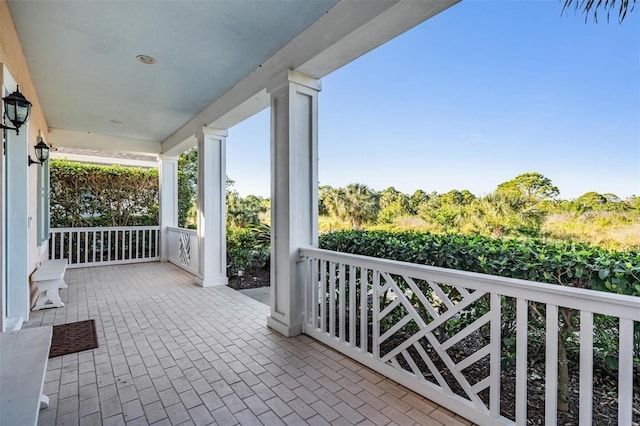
[1,86,32,135]
[28,137,50,167]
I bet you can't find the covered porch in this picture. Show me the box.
[26,261,466,426]
[1,1,638,424]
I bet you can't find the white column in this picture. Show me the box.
[5,117,30,328]
[266,70,320,337]
[158,154,179,262]
[196,127,228,287]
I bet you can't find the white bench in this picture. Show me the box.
[31,259,68,310]
[0,326,53,426]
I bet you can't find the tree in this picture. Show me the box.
[468,193,544,238]
[438,189,476,206]
[409,189,430,214]
[562,0,637,23]
[378,187,411,223]
[178,148,198,227]
[318,185,334,216]
[321,184,379,229]
[576,191,608,210]
[496,172,559,203]
[320,185,347,220]
[416,190,475,232]
[379,187,409,210]
[342,184,379,229]
[226,182,265,228]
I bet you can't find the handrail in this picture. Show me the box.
[299,247,640,319]
[51,225,159,232]
[166,226,197,235]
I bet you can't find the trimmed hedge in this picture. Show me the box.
[51,159,159,227]
[319,230,640,297]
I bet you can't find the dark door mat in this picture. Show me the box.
[49,319,98,358]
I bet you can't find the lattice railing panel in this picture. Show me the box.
[307,256,496,413]
[179,232,191,266]
[375,271,494,411]
[166,227,199,276]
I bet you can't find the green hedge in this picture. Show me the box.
[51,159,159,227]
[319,230,640,297]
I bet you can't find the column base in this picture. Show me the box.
[4,316,23,332]
[267,315,302,337]
[197,275,228,287]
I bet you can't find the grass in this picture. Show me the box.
[542,212,640,251]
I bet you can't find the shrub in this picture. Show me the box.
[319,230,640,296]
[51,159,158,227]
[227,226,269,273]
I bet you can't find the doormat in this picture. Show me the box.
[49,319,98,358]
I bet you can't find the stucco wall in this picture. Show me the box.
[0,0,50,303]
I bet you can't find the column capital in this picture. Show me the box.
[200,127,228,139]
[157,154,179,163]
[267,69,321,95]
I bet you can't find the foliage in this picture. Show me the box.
[317,173,639,250]
[378,187,411,223]
[415,189,476,233]
[175,151,271,229]
[465,193,544,238]
[495,172,559,202]
[178,148,198,228]
[227,226,269,273]
[562,0,637,23]
[409,189,430,214]
[227,191,267,228]
[320,184,379,229]
[247,222,271,250]
[50,159,158,227]
[319,230,640,295]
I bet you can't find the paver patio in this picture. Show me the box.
[25,262,471,426]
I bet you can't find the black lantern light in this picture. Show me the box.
[28,137,50,167]
[1,85,32,135]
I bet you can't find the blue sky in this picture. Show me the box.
[227,0,640,200]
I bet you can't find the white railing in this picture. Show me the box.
[166,226,200,276]
[299,247,639,426]
[50,226,160,268]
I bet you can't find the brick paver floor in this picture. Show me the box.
[26,262,471,426]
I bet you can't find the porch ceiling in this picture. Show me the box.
[7,0,459,155]
[7,0,337,143]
